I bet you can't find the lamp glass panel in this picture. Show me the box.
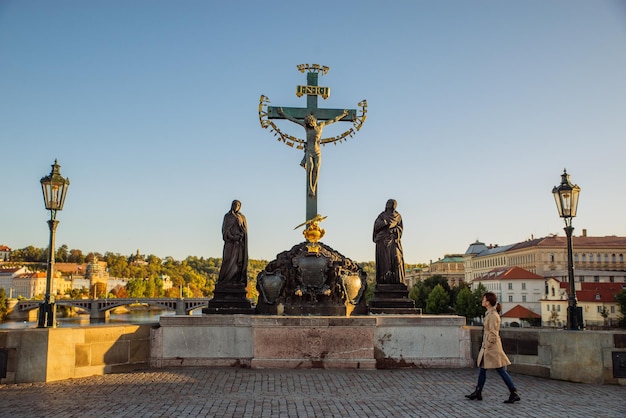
[553,189,564,217]
[560,190,572,217]
[569,186,580,218]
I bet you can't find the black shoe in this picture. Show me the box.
[504,391,520,403]
[465,387,482,401]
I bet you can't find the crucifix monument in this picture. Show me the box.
[259,64,367,222]
[256,64,369,315]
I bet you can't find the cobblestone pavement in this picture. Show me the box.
[1,368,624,418]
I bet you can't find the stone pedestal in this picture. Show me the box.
[150,315,472,370]
[203,283,255,315]
[368,283,419,314]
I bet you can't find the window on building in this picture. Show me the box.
[610,276,614,283]
[582,254,586,262]
[579,276,585,282]
[594,276,599,282]
[611,306,616,313]
[550,253,555,263]
[557,305,561,312]
[522,283,526,290]
[590,254,594,262]
[551,287,555,297]
[620,254,624,263]
[612,254,617,263]
[552,304,555,311]
[547,305,550,312]
[605,253,609,262]
[574,253,579,262]
[507,283,512,290]
[508,295,513,302]
[522,295,527,302]
[597,306,602,313]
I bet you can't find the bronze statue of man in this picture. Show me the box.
[373,199,405,284]
[218,200,248,285]
[278,107,348,197]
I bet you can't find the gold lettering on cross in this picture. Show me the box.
[296,85,330,99]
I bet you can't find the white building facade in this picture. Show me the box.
[471,266,546,319]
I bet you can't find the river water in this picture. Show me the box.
[0,309,191,329]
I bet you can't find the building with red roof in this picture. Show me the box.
[464,234,626,285]
[541,278,624,327]
[0,245,11,261]
[472,266,546,325]
[502,304,541,326]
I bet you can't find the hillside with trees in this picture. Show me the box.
[5,245,389,304]
[6,245,482,317]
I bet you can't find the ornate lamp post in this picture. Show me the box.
[552,169,581,330]
[38,160,70,328]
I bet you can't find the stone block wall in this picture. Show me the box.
[468,327,626,385]
[0,324,151,384]
[151,315,473,370]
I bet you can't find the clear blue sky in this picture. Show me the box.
[1,1,626,264]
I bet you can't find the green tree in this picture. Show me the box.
[409,281,431,309]
[422,275,451,294]
[164,287,179,298]
[126,278,147,298]
[85,252,103,263]
[145,277,156,298]
[103,252,130,278]
[245,259,267,303]
[0,287,8,321]
[56,244,69,262]
[455,286,482,324]
[473,283,488,320]
[425,284,450,314]
[408,274,456,311]
[357,261,376,303]
[185,270,211,297]
[68,248,85,264]
[65,287,89,299]
[11,246,46,262]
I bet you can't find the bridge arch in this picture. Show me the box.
[14,298,210,322]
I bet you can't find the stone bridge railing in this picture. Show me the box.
[15,298,209,321]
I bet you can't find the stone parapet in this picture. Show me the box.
[374,315,473,368]
[468,327,626,385]
[0,324,151,384]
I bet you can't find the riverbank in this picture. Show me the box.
[0,308,173,329]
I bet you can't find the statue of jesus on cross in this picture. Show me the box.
[259,64,367,223]
[278,108,348,197]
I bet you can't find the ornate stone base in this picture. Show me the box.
[255,242,368,316]
[203,283,255,315]
[368,283,420,314]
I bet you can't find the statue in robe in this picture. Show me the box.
[218,200,248,285]
[373,199,405,284]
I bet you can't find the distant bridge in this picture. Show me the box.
[14,298,209,321]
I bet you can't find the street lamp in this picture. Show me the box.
[552,169,581,330]
[38,160,70,328]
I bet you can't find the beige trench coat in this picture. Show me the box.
[476,307,511,369]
